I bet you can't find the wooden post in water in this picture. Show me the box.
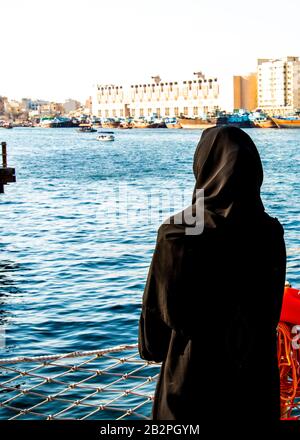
[0,142,16,193]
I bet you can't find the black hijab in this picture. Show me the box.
[190,125,265,229]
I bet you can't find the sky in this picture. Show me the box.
[1,0,300,108]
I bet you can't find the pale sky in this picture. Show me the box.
[1,0,299,108]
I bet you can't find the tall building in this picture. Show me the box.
[257,57,300,115]
[233,73,257,111]
[92,73,220,118]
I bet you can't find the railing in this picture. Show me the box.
[0,141,16,193]
[0,344,160,420]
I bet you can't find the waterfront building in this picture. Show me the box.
[63,99,82,114]
[39,102,64,116]
[92,73,220,118]
[233,73,257,111]
[257,57,300,115]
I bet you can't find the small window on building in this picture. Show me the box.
[156,108,161,117]
[140,108,144,117]
[165,108,170,116]
[184,107,188,115]
[174,107,179,116]
[193,106,198,115]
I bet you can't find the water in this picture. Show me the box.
[0,127,299,359]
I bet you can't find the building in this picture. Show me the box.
[257,57,300,115]
[21,98,49,112]
[39,102,64,116]
[63,99,81,114]
[233,73,257,111]
[92,72,220,118]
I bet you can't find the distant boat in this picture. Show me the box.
[40,117,78,128]
[97,131,115,141]
[271,117,300,129]
[101,119,120,129]
[252,117,277,128]
[165,118,182,129]
[1,122,13,129]
[216,113,253,128]
[178,117,216,129]
[132,119,164,128]
[78,124,97,133]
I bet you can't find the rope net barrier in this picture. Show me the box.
[0,328,300,420]
[0,344,160,420]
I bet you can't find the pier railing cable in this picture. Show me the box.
[1,330,300,420]
[0,344,160,420]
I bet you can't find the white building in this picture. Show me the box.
[257,57,300,115]
[92,73,220,118]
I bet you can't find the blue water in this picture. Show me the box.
[0,127,299,359]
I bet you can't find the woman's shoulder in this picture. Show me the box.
[260,212,284,236]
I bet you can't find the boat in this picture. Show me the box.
[101,118,120,129]
[216,112,254,128]
[250,111,277,128]
[97,131,115,141]
[0,121,13,129]
[253,118,277,128]
[40,117,79,128]
[178,117,216,129]
[165,118,182,129]
[77,123,97,133]
[271,116,300,129]
[132,119,159,128]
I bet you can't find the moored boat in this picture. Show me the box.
[78,123,97,133]
[40,117,79,128]
[216,112,254,128]
[271,117,300,129]
[178,117,216,129]
[253,118,277,128]
[165,117,182,129]
[101,118,121,129]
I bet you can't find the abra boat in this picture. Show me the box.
[78,123,97,133]
[271,116,300,129]
[97,131,115,141]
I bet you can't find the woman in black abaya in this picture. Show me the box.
[138,125,286,422]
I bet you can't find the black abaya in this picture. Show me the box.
[138,126,286,422]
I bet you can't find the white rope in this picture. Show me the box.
[0,343,160,420]
[0,344,139,366]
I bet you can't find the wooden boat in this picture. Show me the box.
[253,118,277,128]
[271,117,300,129]
[178,117,216,129]
[101,119,120,129]
[132,120,163,128]
[78,124,97,133]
